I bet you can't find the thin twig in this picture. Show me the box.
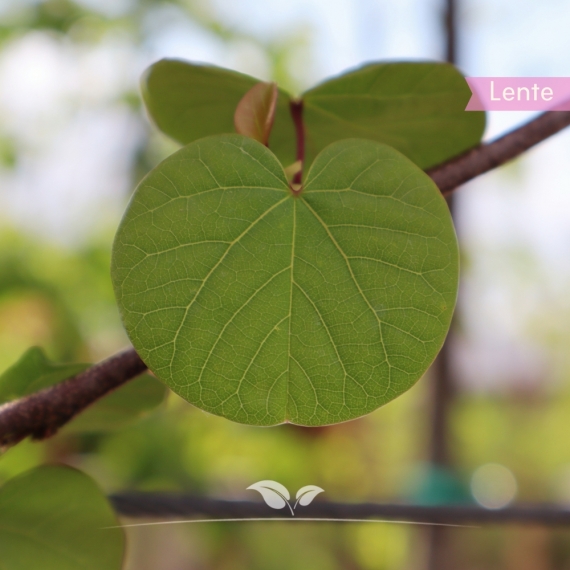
[426,2,459,567]
[2,111,570,447]
[110,493,570,526]
[0,348,146,447]
[427,110,570,194]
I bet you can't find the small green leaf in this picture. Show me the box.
[302,61,485,170]
[112,134,458,426]
[0,347,167,432]
[142,59,296,165]
[0,465,124,570]
[0,346,88,403]
[234,82,278,145]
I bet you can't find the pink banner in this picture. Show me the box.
[465,77,570,111]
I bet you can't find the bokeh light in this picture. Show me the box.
[471,463,518,509]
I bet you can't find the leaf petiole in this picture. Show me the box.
[289,98,305,189]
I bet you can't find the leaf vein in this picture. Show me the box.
[167,196,289,374]
[196,265,291,386]
[300,199,392,390]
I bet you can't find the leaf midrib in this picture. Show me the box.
[299,197,391,371]
[285,199,296,420]
[170,186,438,421]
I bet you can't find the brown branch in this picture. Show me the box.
[427,110,570,194]
[110,492,570,526]
[289,98,305,187]
[2,111,570,447]
[0,348,146,447]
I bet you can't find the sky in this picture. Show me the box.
[0,0,569,391]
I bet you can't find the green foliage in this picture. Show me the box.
[1,4,566,567]
[142,59,484,172]
[112,134,458,426]
[0,42,486,565]
[0,249,86,362]
[0,347,166,432]
[0,465,124,570]
[0,135,16,168]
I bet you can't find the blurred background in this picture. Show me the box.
[1,0,570,568]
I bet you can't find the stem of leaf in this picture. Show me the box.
[289,99,305,190]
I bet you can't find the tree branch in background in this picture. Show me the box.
[0,348,146,447]
[2,110,570,448]
[427,110,570,194]
[110,493,570,526]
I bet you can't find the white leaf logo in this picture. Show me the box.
[247,481,324,516]
[295,485,325,508]
[247,480,293,515]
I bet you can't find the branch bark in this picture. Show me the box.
[1,110,570,447]
[0,348,146,447]
[427,110,570,194]
[110,493,570,526]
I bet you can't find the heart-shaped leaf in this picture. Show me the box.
[0,465,124,570]
[112,134,458,426]
[142,60,484,171]
[247,480,291,510]
[295,485,324,506]
[234,82,278,145]
[0,347,167,432]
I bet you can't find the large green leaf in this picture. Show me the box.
[142,59,484,172]
[0,347,167,432]
[142,59,296,165]
[302,61,485,170]
[0,465,124,570]
[112,134,458,426]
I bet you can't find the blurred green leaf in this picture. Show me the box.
[112,134,458,426]
[0,347,167,432]
[0,465,124,570]
[302,61,485,170]
[0,248,87,362]
[142,59,297,165]
[0,346,88,403]
[0,135,16,168]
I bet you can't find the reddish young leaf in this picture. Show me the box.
[234,82,278,146]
